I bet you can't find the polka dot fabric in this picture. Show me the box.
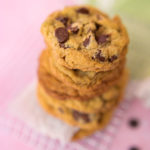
[1,98,150,150]
[111,100,150,150]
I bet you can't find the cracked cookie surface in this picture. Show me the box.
[48,49,126,90]
[38,50,126,100]
[41,5,129,72]
[37,69,127,114]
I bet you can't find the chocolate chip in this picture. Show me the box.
[95,50,105,62]
[73,69,79,72]
[62,56,66,60]
[117,28,121,33]
[77,7,89,14]
[56,16,68,26]
[95,23,101,30]
[128,118,139,128]
[67,25,79,34]
[83,36,91,47]
[55,27,69,43]
[129,146,140,150]
[72,110,90,123]
[108,55,118,62]
[96,34,109,44]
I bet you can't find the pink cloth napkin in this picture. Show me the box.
[1,0,150,150]
[0,0,73,107]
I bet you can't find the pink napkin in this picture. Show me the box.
[0,0,73,107]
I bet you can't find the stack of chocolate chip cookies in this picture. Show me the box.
[37,5,129,140]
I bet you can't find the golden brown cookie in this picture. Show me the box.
[37,83,118,114]
[48,48,126,90]
[37,88,115,130]
[37,89,114,140]
[37,70,127,130]
[41,5,129,72]
[72,109,113,140]
[38,50,126,100]
[37,68,127,114]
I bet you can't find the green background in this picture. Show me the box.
[79,0,150,79]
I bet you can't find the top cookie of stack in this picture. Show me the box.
[41,5,129,72]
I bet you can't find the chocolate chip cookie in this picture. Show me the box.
[38,50,126,100]
[41,5,129,72]
[37,69,127,114]
[37,87,116,130]
[37,67,128,130]
[37,5,129,139]
[48,48,126,90]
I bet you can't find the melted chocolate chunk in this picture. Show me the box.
[56,16,68,26]
[72,110,90,123]
[95,23,101,30]
[55,27,69,43]
[62,56,66,60]
[73,69,79,72]
[67,25,79,34]
[83,36,91,47]
[108,55,118,62]
[96,34,109,44]
[77,7,89,14]
[95,50,105,62]
[117,28,121,33]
